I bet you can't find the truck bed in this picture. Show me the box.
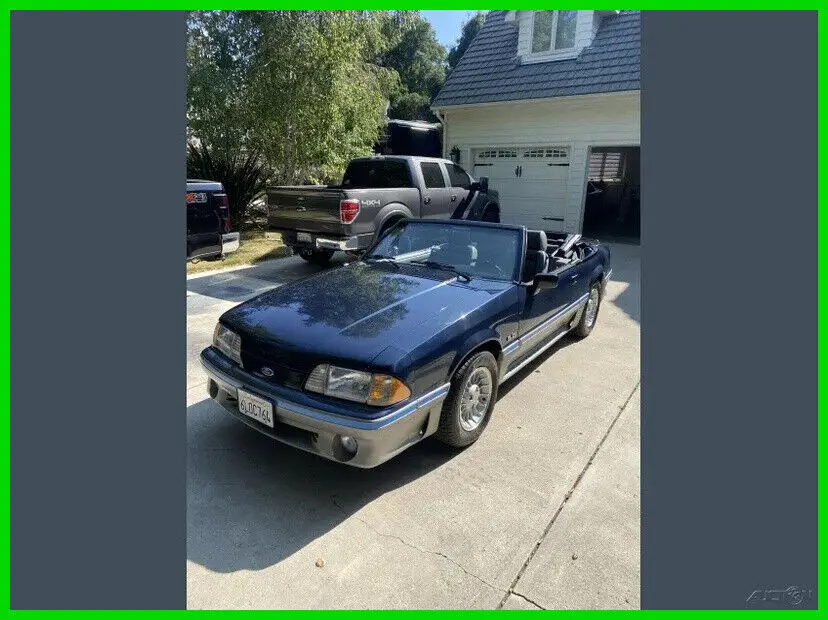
[266,186,345,236]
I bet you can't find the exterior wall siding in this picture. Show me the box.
[443,91,640,233]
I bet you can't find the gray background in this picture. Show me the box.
[642,11,817,609]
[10,11,186,609]
[9,10,817,610]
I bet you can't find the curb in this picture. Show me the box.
[186,255,295,280]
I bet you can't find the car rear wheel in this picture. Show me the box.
[435,351,499,448]
[298,248,334,265]
[572,281,602,339]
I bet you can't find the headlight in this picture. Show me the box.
[305,364,411,407]
[213,323,242,365]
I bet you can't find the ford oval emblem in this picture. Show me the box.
[261,367,274,377]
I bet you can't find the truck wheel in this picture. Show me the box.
[298,248,334,265]
[434,351,499,448]
[572,281,602,339]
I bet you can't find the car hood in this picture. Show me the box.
[220,261,514,366]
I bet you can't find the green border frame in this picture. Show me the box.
[1,8,822,613]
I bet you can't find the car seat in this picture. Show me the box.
[523,230,549,281]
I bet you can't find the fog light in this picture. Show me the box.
[340,436,358,455]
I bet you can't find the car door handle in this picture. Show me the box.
[450,194,457,202]
[570,274,580,282]
[424,196,431,205]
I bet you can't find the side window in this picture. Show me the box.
[446,163,472,190]
[420,162,446,189]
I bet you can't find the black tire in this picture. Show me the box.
[298,248,334,265]
[434,351,499,448]
[572,281,602,339]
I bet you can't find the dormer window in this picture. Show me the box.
[531,10,578,53]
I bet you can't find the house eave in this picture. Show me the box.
[504,9,619,21]
[432,89,640,113]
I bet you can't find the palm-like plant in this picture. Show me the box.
[187,141,270,232]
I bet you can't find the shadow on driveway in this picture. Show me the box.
[186,256,348,304]
[187,325,579,576]
[187,397,459,574]
[605,242,640,325]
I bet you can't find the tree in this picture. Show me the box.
[247,11,397,184]
[186,11,261,157]
[377,11,446,121]
[187,11,398,189]
[447,11,486,76]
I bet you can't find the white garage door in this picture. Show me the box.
[472,146,570,230]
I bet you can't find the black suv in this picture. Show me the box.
[186,179,239,261]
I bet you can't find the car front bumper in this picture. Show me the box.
[200,347,450,468]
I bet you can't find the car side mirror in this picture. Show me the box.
[535,273,559,289]
[476,176,489,193]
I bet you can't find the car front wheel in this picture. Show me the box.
[435,351,499,448]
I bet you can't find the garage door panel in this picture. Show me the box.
[473,162,518,182]
[520,162,569,180]
[474,146,571,230]
[498,199,567,230]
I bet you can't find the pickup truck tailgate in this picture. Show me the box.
[267,187,346,235]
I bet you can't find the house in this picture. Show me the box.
[432,10,640,241]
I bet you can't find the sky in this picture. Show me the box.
[421,10,480,49]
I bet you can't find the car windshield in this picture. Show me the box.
[365,221,522,282]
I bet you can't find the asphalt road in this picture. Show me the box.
[186,244,640,610]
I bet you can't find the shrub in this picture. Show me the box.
[187,141,270,232]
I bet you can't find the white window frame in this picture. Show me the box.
[527,10,580,63]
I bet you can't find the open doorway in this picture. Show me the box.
[582,146,640,243]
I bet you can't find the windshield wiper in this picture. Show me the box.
[410,260,472,282]
[364,254,400,269]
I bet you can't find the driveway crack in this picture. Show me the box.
[331,496,502,593]
[508,590,547,610]
[496,380,641,610]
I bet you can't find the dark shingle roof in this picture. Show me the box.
[432,10,640,108]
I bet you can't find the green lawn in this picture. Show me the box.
[186,231,291,275]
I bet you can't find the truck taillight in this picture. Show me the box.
[339,199,360,224]
[216,194,231,233]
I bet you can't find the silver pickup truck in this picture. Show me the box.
[266,155,500,264]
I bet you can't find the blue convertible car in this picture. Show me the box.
[201,219,611,468]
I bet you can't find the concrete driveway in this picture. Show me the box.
[186,244,640,610]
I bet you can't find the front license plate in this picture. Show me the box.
[237,389,274,428]
[297,232,312,243]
